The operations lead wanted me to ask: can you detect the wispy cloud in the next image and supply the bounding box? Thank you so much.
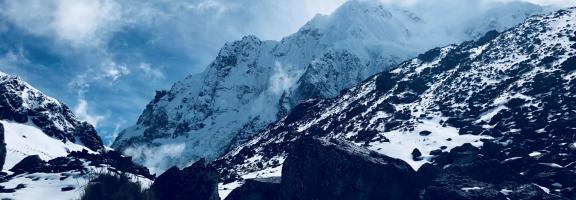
[269,61,302,95]
[1,0,574,145]
[73,98,105,127]
[123,143,187,174]
[139,63,165,80]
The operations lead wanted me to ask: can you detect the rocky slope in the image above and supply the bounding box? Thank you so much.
[113,0,543,172]
[0,71,154,199]
[214,7,576,199]
[224,138,560,200]
[0,150,154,199]
[0,72,104,168]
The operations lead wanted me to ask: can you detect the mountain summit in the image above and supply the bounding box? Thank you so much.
[215,6,576,198]
[113,0,543,173]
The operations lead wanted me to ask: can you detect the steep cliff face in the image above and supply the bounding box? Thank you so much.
[113,0,543,172]
[0,72,104,168]
[214,7,576,198]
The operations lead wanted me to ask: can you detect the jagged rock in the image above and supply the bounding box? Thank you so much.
[417,163,441,187]
[7,150,153,179]
[0,74,104,152]
[224,178,281,200]
[412,148,423,161]
[0,123,5,170]
[151,158,219,200]
[444,159,525,184]
[60,186,75,191]
[10,155,44,174]
[280,138,418,200]
[422,174,507,200]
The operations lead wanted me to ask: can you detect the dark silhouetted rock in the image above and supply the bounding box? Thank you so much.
[417,163,441,187]
[412,148,423,161]
[225,178,280,200]
[422,174,507,200]
[419,130,432,136]
[5,150,153,179]
[10,155,44,173]
[0,123,5,171]
[61,186,75,191]
[151,158,220,200]
[281,137,418,200]
[445,159,525,184]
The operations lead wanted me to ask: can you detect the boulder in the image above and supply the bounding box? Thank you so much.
[280,137,419,200]
[417,163,441,187]
[412,148,423,161]
[445,159,525,184]
[151,158,220,200]
[0,123,5,171]
[422,174,507,200]
[10,155,44,173]
[225,178,281,200]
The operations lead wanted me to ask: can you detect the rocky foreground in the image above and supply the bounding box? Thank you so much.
[136,137,562,200]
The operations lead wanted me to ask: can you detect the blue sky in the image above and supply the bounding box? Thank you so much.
[0,0,346,144]
[0,0,574,145]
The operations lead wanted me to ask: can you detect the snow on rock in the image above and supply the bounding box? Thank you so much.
[2,120,92,169]
[113,0,544,173]
[365,118,491,169]
[0,167,153,200]
[0,73,104,152]
[213,7,576,199]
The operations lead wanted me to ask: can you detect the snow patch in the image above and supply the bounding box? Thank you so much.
[367,119,491,170]
[2,120,92,169]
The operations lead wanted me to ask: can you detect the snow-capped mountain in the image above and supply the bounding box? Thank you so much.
[0,72,104,169]
[214,7,576,198]
[113,0,544,172]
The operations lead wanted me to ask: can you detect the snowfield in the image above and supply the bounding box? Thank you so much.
[2,120,92,169]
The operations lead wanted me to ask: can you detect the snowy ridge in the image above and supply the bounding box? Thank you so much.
[113,0,544,173]
[0,72,104,165]
[214,7,576,198]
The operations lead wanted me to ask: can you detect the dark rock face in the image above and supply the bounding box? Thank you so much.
[7,150,153,179]
[224,178,280,200]
[151,158,220,200]
[0,75,104,151]
[0,123,5,170]
[423,140,567,200]
[280,138,419,200]
[10,155,43,174]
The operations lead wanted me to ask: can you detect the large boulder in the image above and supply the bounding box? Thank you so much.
[151,158,220,200]
[10,155,44,173]
[280,137,419,200]
[0,123,5,171]
[225,178,281,200]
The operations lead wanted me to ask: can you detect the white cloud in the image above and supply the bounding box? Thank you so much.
[269,61,302,95]
[105,120,126,146]
[53,0,122,46]
[0,0,122,47]
[526,0,576,6]
[123,143,187,174]
[73,98,105,127]
[102,61,130,81]
[139,63,165,79]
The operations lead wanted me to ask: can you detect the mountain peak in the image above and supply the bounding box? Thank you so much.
[114,0,546,173]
